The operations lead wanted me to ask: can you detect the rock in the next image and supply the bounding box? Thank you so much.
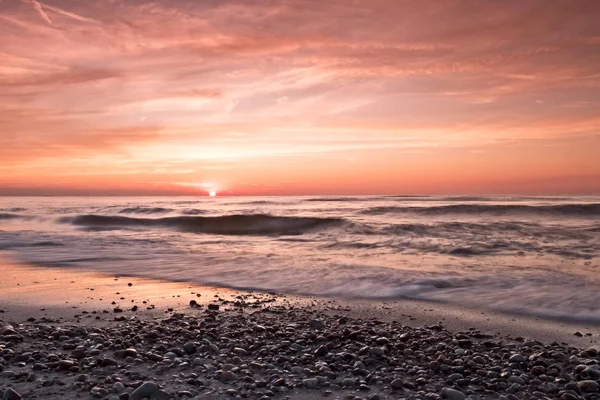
[508,376,525,385]
[57,359,75,371]
[309,319,325,330]
[390,378,404,389]
[3,388,21,400]
[208,344,219,354]
[472,356,486,365]
[149,390,171,400]
[101,357,118,367]
[183,342,196,355]
[124,348,138,358]
[578,380,599,393]
[233,347,247,355]
[112,382,126,393]
[253,325,266,333]
[303,378,319,388]
[208,304,219,310]
[291,366,304,375]
[441,387,466,400]
[90,387,109,398]
[530,365,546,376]
[509,354,526,363]
[219,371,238,382]
[342,378,356,387]
[130,381,159,400]
[314,345,328,356]
[369,347,385,357]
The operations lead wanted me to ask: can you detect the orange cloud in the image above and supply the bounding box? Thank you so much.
[0,0,599,195]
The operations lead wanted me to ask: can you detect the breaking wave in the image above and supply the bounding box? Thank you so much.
[59,214,347,235]
[362,203,600,217]
[0,213,22,219]
[118,207,174,214]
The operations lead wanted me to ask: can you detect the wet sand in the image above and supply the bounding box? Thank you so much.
[1,261,598,347]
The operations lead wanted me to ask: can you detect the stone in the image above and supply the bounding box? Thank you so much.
[183,342,196,355]
[233,347,247,355]
[369,347,385,357]
[309,319,325,330]
[130,381,159,400]
[578,380,599,393]
[315,345,328,356]
[90,387,110,398]
[508,376,525,385]
[149,390,171,400]
[441,387,466,400]
[57,359,75,371]
[509,354,526,363]
[208,304,219,310]
[219,371,238,382]
[112,382,126,393]
[303,378,319,388]
[2,388,21,400]
[391,378,404,389]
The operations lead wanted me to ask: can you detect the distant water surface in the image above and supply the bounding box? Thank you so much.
[1,195,599,322]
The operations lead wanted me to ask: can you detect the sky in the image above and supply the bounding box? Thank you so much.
[1,0,599,196]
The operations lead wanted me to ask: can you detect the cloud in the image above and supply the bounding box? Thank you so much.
[1,0,599,194]
[28,0,52,24]
[38,1,96,24]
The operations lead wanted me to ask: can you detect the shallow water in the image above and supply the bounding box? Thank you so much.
[1,195,599,322]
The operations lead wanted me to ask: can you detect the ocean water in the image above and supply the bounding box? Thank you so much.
[1,196,599,322]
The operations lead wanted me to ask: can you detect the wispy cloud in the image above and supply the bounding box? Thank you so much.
[38,1,97,24]
[27,0,52,24]
[1,0,599,194]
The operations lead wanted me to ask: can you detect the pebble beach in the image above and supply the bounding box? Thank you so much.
[1,261,600,400]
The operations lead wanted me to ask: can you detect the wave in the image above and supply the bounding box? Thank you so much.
[0,213,22,219]
[361,203,600,217]
[119,207,173,214]
[305,197,374,202]
[181,209,207,215]
[0,208,26,212]
[0,240,64,250]
[59,214,347,235]
[226,200,283,206]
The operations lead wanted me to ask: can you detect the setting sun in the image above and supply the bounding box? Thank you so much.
[209,190,217,197]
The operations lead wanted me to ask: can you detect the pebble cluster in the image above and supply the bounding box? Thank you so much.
[1,302,600,400]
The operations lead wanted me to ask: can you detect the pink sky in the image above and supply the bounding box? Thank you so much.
[1,0,599,195]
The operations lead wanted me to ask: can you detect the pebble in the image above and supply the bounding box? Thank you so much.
[309,319,325,330]
[130,381,159,400]
[441,387,466,400]
[578,380,599,393]
[303,378,319,388]
[183,342,196,354]
[2,388,21,400]
[219,371,238,382]
[390,378,404,389]
[112,382,126,393]
[2,293,599,400]
[509,354,526,363]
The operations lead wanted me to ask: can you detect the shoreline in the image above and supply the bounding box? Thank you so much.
[1,261,599,347]
[2,260,600,399]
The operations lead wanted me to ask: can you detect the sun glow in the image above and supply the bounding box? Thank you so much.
[209,190,217,197]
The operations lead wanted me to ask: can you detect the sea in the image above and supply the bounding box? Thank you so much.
[1,196,599,323]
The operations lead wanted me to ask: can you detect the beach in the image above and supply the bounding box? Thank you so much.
[2,259,600,400]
